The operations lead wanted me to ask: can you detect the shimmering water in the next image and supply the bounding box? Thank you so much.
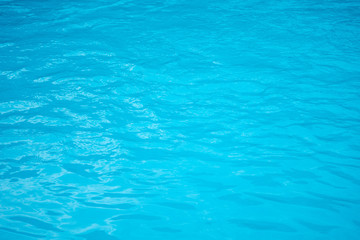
[1,0,360,239]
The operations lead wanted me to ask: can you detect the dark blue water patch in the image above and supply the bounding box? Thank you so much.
[62,163,99,179]
[102,192,159,198]
[0,140,28,150]
[8,216,63,232]
[78,230,119,240]
[0,169,38,179]
[44,185,78,192]
[152,227,182,233]
[229,219,297,232]
[320,166,360,186]
[305,191,360,204]
[46,211,62,216]
[54,192,73,197]
[295,219,338,234]
[0,227,46,239]
[353,220,360,228]
[245,192,343,211]
[185,177,236,192]
[77,199,135,209]
[218,193,262,206]
[111,214,162,221]
[155,201,196,210]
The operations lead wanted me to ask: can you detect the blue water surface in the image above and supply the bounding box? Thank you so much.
[1,0,360,239]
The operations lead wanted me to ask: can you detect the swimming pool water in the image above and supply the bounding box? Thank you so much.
[1,0,360,239]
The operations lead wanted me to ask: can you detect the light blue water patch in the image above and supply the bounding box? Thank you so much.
[1,0,360,239]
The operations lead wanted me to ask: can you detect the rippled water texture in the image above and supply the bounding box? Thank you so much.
[1,0,360,239]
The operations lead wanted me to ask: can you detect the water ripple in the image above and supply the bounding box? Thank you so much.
[1,0,360,239]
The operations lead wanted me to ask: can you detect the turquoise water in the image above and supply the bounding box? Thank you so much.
[1,0,360,239]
